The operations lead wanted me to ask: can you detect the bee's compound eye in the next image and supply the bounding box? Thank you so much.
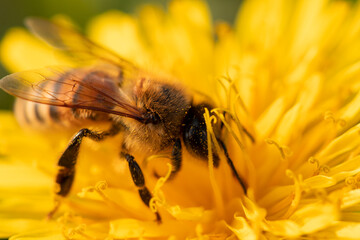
[144,110,161,124]
[150,112,161,124]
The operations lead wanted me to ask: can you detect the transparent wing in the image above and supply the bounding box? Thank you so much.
[25,17,139,82]
[0,66,145,122]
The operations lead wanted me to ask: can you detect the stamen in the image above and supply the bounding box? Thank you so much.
[308,157,330,175]
[324,111,335,123]
[211,109,246,151]
[142,154,169,168]
[211,108,255,191]
[282,170,302,219]
[265,139,292,159]
[95,180,108,191]
[77,180,154,220]
[62,224,96,240]
[208,114,222,155]
[218,74,249,115]
[63,227,76,240]
[338,119,347,127]
[77,186,95,198]
[215,76,228,106]
[345,173,360,189]
[319,165,330,174]
[150,163,172,213]
[308,157,320,169]
[324,111,346,127]
[204,108,224,216]
[92,181,124,209]
[345,176,356,188]
[78,180,123,211]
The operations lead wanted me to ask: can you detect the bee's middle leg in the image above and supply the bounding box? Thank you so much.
[121,151,162,223]
[169,138,182,179]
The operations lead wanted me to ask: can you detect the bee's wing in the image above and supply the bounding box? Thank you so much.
[0,66,146,122]
[25,17,138,82]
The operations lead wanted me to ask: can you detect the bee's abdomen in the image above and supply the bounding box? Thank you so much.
[14,98,80,130]
[14,69,117,130]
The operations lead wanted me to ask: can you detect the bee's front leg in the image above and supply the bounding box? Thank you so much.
[121,151,162,223]
[48,124,121,218]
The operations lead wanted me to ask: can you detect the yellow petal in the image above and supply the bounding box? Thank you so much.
[341,189,360,210]
[9,226,63,240]
[87,11,148,66]
[263,219,301,237]
[290,201,339,234]
[227,216,257,240]
[274,103,301,144]
[334,222,360,239]
[329,155,360,182]
[0,164,52,193]
[110,218,196,239]
[315,123,360,165]
[0,28,69,73]
[303,175,336,189]
[0,219,55,239]
[255,98,285,141]
[169,0,211,32]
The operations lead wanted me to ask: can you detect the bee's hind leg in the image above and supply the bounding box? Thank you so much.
[48,124,121,218]
[121,151,162,223]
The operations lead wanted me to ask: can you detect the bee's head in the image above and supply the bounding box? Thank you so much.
[134,78,191,128]
[120,77,191,152]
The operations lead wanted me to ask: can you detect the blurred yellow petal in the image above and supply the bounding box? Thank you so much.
[303,175,336,189]
[0,28,55,72]
[290,202,339,234]
[110,218,197,239]
[0,28,71,73]
[334,222,360,239]
[9,227,68,240]
[227,216,257,240]
[138,0,215,95]
[0,219,55,239]
[255,97,285,141]
[87,11,148,66]
[263,219,301,237]
[169,0,211,32]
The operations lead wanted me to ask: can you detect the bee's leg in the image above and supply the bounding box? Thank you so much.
[49,124,121,217]
[121,152,162,223]
[217,139,247,194]
[168,138,182,179]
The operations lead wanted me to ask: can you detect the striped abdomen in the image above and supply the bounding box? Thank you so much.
[13,68,123,130]
[14,98,84,130]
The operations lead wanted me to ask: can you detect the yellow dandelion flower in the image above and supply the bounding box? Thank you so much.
[2,0,360,239]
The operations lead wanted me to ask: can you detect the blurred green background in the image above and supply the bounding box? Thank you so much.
[0,0,242,110]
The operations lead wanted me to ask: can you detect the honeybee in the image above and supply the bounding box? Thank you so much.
[0,18,247,222]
